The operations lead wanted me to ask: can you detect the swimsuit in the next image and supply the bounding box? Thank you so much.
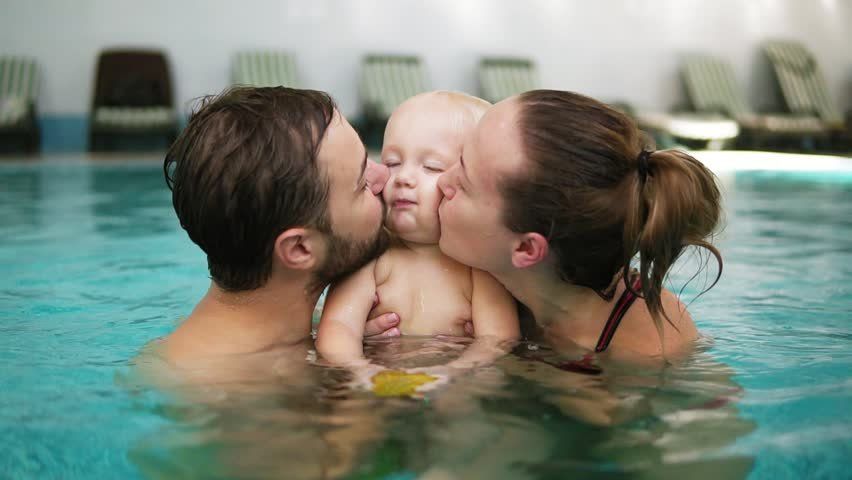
[520,280,742,409]
[522,276,642,375]
[594,276,642,354]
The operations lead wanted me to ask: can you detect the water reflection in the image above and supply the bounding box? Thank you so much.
[127,336,755,479]
[0,169,42,231]
[90,166,174,239]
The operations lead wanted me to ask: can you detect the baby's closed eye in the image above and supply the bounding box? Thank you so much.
[423,160,446,173]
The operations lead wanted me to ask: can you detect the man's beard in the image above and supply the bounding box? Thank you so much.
[309,221,390,295]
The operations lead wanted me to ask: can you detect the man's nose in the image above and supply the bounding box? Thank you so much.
[437,165,457,200]
[366,161,389,195]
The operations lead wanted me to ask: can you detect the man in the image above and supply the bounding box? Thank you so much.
[129,87,406,479]
[158,86,400,368]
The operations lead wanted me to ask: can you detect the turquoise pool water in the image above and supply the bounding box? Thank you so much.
[1,159,850,479]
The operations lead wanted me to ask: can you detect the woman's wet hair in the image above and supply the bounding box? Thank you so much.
[503,89,722,325]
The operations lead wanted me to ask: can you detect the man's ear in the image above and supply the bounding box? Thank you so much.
[511,232,548,269]
[274,228,323,271]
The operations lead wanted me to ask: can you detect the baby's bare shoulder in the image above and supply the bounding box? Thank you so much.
[374,248,400,285]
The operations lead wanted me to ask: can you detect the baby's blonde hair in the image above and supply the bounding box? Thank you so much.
[395,90,491,138]
[429,90,491,123]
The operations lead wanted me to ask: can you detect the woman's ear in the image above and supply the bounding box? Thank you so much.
[274,228,322,271]
[511,232,548,269]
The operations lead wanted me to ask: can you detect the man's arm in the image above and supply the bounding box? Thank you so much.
[364,311,400,337]
[316,261,379,367]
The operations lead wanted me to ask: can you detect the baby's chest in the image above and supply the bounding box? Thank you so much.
[373,271,472,336]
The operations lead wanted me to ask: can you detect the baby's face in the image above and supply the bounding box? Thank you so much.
[381,101,466,244]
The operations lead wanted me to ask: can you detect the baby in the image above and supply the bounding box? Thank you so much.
[316,91,519,370]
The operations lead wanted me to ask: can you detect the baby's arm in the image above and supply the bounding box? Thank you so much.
[470,269,520,340]
[316,260,379,367]
[449,269,520,368]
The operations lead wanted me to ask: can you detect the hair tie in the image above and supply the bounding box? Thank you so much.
[637,149,653,182]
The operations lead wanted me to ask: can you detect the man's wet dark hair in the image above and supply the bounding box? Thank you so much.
[164,86,336,291]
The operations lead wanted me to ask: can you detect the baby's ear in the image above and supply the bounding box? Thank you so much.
[511,233,548,269]
[274,228,322,271]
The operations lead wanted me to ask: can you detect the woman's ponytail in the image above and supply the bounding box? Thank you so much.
[623,149,723,325]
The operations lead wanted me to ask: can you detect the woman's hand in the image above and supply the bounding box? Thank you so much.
[463,321,475,337]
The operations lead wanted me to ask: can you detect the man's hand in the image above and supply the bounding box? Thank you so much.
[364,312,400,337]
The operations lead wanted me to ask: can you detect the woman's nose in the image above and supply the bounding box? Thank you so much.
[366,162,389,196]
[437,165,457,200]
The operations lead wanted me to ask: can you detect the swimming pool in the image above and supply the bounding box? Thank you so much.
[1,153,850,479]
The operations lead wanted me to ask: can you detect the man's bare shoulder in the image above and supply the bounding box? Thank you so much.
[156,315,216,367]
[131,333,316,399]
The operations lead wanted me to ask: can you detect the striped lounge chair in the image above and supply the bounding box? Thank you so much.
[682,53,825,148]
[232,50,299,88]
[478,57,539,103]
[764,40,845,131]
[359,55,430,145]
[0,56,41,153]
[88,49,179,152]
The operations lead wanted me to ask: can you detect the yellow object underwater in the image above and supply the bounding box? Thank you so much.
[371,370,438,397]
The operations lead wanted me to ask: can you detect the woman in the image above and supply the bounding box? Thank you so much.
[437,89,722,362]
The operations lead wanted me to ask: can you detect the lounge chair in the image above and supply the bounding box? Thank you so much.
[88,49,179,152]
[359,54,430,146]
[0,56,41,153]
[232,50,299,88]
[764,40,845,131]
[478,57,539,103]
[682,53,825,149]
[764,40,849,150]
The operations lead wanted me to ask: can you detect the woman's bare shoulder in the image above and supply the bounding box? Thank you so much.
[612,288,698,359]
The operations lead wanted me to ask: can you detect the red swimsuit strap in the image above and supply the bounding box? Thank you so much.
[595,276,642,353]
